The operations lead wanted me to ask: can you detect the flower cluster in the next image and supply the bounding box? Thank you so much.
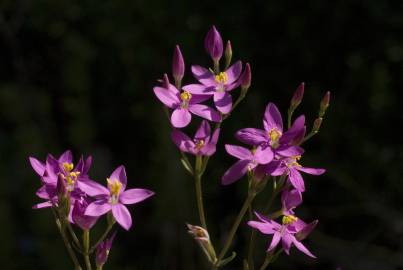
[30,150,154,269]
[153,26,330,269]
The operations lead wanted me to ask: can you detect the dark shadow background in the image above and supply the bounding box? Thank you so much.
[1,0,402,269]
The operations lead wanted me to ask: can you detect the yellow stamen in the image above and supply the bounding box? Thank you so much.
[180,91,192,102]
[269,128,282,143]
[282,215,298,225]
[195,140,205,150]
[288,155,302,168]
[107,178,122,197]
[215,72,228,84]
[66,171,80,186]
[63,162,74,172]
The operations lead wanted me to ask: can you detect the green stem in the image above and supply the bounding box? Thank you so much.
[195,155,208,229]
[213,192,256,269]
[213,60,220,74]
[67,222,82,249]
[259,249,283,270]
[287,108,293,129]
[246,206,256,270]
[59,220,82,270]
[96,266,102,270]
[83,230,92,270]
[89,221,115,254]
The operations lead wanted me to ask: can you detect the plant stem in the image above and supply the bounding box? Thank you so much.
[89,221,115,254]
[67,222,82,249]
[287,108,293,129]
[96,266,102,270]
[57,219,83,270]
[259,249,283,270]
[246,206,256,270]
[195,155,208,229]
[83,230,92,270]
[213,192,256,269]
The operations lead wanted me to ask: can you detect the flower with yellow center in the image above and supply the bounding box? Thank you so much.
[63,162,74,172]
[107,178,122,204]
[268,128,282,147]
[287,155,302,168]
[282,215,298,225]
[214,72,228,84]
[195,140,205,150]
[180,91,192,108]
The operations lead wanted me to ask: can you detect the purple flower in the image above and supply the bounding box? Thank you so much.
[236,103,305,157]
[153,82,221,128]
[172,45,185,83]
[96,232,116,267]
[72,198,99,230]
[281,189,302,216]
[248,212,316,258]
[204,26,223,61]
[266,156,325,192]
[222,144,274,185]
[171,120,220,156]
[84,166,155,230]
[183,61,242,114]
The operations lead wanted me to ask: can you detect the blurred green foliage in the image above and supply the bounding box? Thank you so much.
[0,0,402,269]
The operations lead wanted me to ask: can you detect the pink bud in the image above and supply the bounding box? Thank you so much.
[204,26,223,61]
[291,82,305,108]
[172,45,185,83]
[320,91,330,115]
[296,220,318,241]
[162,73,170,89]
[56,174,66,197]
[240,63,251,90]
[224,40,232,66]
[313,118,322,132]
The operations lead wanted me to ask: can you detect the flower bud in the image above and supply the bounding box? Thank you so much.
[187,224,217,263]
[204,26,223,62]
[290,82,305,109]
[224,40,232,69]
[172,45,185,85]
[312,118,322,133]
[296,220,318,241]
[96,232,117,268]
[240,63,251,92]
[319,91,330,117]
[72,199,98,230]
[56,174,67,198]
[162,73,170,89]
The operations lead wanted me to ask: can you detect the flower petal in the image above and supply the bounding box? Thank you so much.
[254,146,274,165]
[282,232,294,255]
[182,84,214,95]
[225,144,253,160]
[194,120,211,141]
[33,201,53,209]
[289,169,305,192]
[225,61,242,84]
[235,128,268,146]
[276,145,304,157]
[248,221,276,235]
[171,129,195,153]
[281,189,302,214]
[171,108,192,128]
[77,180,109,197]
[112,204,132,230]
[297,167,326,175]
[280,115,305,144]
[29,157,45,176]
[213,92,232,114]
[85,200,111,217]
[59,150,73,164]
[109,165,127,190]
[267,232,282,252]
[153,86,180,108]
[191,65,216,86]
[189,94,212,104]
[221,159,251,185]
[120,188,155,204]
[263,103,283,132]
[292,238,316,258]
[189,104,221,123]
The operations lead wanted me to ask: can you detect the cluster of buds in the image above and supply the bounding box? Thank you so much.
[29,150,154,269]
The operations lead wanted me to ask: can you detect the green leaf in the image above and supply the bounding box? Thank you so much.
[217,252,237,267]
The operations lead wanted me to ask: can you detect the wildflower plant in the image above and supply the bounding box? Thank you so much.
[29,152,154,269]
[153,26,330,269]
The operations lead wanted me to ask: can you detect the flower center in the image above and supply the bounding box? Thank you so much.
[215,72,228,84]
[107,178,122,204]
[287,155,302,168]
[282,215,298,225]
[180,91,192,108]
[63,162,74,172]
[268,128,282,148]
[195,140,205,150]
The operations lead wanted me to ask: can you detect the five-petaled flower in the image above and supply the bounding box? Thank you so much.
[84,165,155,230]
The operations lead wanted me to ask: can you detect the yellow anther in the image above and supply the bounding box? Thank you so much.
[282,215,298,225]
[63,162,74,172]
[269,128,282,143]
[288,156,302,168]
[195,140,205,150]
[66,171,80,186]
[107,178,122,197]
[215,72,228,84]
[180,91,192,101]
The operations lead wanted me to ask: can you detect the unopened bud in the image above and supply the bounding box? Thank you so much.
[187,224,217,263]
[224,40,232,69]
[290,82,305,109]
[205,25,223,62]
[240,63,251,92]
[319,91,330,117]
[162,73,170,89]
[172,45,185,85]
[57,174,67,198]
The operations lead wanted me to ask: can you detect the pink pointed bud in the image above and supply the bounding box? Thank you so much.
[96,232,117,267]
[312,118,322,133]
[162,73,170,89]
[204,26,223,61]
[172,45,185,83]
[319,91,330,117]
[291,82,305,109]
[56,174,66,197]
[296,220,318,241]
[224,40,232,68]
[187,224,217,263]
[240,63,252,91]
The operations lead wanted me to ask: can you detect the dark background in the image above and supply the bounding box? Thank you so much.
[1,0,402,269]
